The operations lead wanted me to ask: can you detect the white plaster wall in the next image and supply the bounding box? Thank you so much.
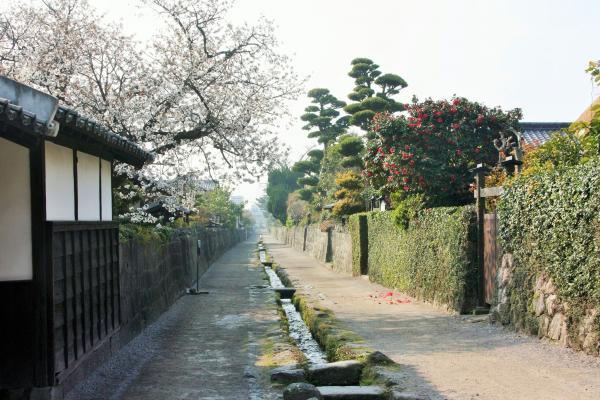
[0,137,32,280]
[45,141,75,221]
[101,159,112,221]
[77,151,100,221]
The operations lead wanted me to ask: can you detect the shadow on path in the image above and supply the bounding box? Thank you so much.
[66,240,280,400]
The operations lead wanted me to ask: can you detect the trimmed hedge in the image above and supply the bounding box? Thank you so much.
[350,207,477,312]
[498,160,600,343]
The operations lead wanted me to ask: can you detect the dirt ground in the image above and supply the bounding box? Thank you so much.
[266,236,600,400]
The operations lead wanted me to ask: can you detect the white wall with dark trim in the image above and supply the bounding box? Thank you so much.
[0,137,32,281]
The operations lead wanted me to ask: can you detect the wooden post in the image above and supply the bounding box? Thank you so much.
[30,139,54,387]
[474,164,487,308]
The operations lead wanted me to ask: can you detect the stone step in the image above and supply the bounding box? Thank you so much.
[271,366,306,384]
[318,385,386,400]
[308,360,363,386]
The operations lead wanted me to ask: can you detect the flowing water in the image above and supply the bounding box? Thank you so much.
[264,266,328,364]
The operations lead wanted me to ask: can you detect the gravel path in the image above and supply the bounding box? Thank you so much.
[266,236,600,400]
[66,240,282,400]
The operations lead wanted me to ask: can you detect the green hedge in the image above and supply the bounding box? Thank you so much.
[498,160,600,339]
[350,207,477,312]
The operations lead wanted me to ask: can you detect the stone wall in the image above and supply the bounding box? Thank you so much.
[493,253,600,356]
[119,227,244,343]
[330,229,353,275]
[270,224,353,275]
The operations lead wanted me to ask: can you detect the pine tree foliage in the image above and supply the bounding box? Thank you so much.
[344,58,407,131]
[300,88,349,148]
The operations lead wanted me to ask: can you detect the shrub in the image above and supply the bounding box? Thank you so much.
[332,171,365,217]
[363,97,522,205]
[522,130,598,176]
[390,194,425,229]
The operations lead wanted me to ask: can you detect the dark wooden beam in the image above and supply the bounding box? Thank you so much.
[30,139,54,386]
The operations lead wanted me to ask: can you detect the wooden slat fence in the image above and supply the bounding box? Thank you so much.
[49,221,120,383]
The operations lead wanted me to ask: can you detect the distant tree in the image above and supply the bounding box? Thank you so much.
[300,88,349,148]
[266,167,302,224]
[343,58,407,133]
[286,191,310,226]
[195,187,243,228]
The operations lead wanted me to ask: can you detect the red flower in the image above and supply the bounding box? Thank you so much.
[456,149,462,156]
[403,185,410,191]
[450,106,458,113]
[409,160,415,166]
[474,147,480,153]
[437,117,443,123]
[451,123,460,129]
[453,98,461,105]
[404,145,410,151]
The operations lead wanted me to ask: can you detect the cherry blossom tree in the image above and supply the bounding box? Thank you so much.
[1,0,300,220]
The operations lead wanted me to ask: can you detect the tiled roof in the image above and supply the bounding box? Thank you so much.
[0,76,153,168]
[54,106,153,167]
[0,97,58,136]
[518,122,571,147]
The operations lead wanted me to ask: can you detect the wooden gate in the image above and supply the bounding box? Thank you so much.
[483,214,499,305]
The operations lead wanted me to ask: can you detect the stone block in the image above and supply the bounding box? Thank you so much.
[366,351,395,366]
[543,278,556,295]
[583,331,599,356]
[539,315,550,337]
[308,360,363,386]
[534,293,545,316]
[271,366,306,384]
[284,382,322,400]
[545,295,557,317]
[317,385,385,399]
[548,313,564,341]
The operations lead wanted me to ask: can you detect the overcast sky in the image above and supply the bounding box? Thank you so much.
[12,0,600,203]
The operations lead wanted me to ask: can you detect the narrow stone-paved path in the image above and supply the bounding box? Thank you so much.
[265,235,600,400]
[67,240,282,400]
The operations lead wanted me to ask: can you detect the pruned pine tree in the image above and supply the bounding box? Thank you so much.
[300,88,348,149]
[292,149,324,202]
[344,58,407,134]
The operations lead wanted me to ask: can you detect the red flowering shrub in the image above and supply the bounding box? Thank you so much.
[364,97,522,205]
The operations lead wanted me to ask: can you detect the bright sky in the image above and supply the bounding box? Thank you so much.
[10,0,600,204]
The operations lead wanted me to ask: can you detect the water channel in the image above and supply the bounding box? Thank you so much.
[263,264,328,364]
